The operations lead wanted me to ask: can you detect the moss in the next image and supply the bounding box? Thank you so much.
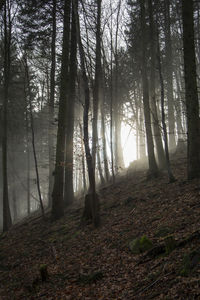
[129,235,153,254]
[180,250,200,276]
[39,264,48,282]
[164,235,176,255]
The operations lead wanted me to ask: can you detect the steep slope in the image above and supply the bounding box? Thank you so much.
[0,153,200,299]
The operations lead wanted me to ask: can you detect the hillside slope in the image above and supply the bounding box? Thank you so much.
[1,153,200,299]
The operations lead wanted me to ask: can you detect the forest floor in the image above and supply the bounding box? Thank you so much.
[1,151,200,299]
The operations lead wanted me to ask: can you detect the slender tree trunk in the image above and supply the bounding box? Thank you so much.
[140,0,158,177]
[75,0,100,227]
[182,0,200,179]
[52,0,71,219]
[64,0,77,206]
[164,0,176,151]
[97,141,105,185]
[92,0,102,170]
[148,0,166,169]
[109,2,115,183]
[24,57,45,218]
[174,70,184,144]
[100,102,109,182]
[3,1,12,232]
[114,0,124,173]
[79,123,87,193]
[25,109,30,215]
[139,104,146,159]
[48,0,56,208]
[157,34,176,183]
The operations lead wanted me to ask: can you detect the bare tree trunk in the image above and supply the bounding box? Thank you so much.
[114,0,124,173]
[164,0,176,151]
[48,0,56,208]
[25,108,30,215]
[3,1,12,231]
[97,140,105,185]
[140,0,158,177]
[157,33,176,183]
[109,1,115,183]
[74,0,100,227]
[24,57,45,218]
[52,0,71,219]
[79,123,87,193]
[92,0,102,170]
[182,0,200,179]
[100,102,109,182]
[148,0,166,169]
[64,0,77,206]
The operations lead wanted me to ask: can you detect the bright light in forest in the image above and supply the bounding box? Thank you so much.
[121,123,137,168]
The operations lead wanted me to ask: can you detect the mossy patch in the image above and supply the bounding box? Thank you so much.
[129,235,153,254]
[39,264,48,281]
[180,250,200,276]
[164,235,176,255]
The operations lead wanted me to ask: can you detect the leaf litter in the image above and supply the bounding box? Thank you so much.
[1,153,200,299]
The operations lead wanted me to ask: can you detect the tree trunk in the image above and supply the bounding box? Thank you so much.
[157,33,176,183]
[182,0,200,179]
[3,1,12,232]
[25,108,30,215]
[79,123,87,193]
[100,102,109,182]
[148,0,166,169]
[140,0,158,177]
[164,0,176,151]
[64,0,77,206]
[92,0,102,170]
[52,0,71,219]
[24,57,45,218]
[114,0,124,173]
[74,0,100,227]
[48,0,56,208]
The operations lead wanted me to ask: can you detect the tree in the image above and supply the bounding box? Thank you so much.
[74,0,100,227]
[52,0,71,219]
[92,0,102,171]
[64,0,77,206]
[157,29,176,183]
[164,0,176,151]
[2,0,12,231]
[139,0,158,178]
[148,0,166,169]
[0,0,5,11]
[182,0,200,179]
[48,0,57,208]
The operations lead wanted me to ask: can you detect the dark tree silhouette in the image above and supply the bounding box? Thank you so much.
[182,0,200,179]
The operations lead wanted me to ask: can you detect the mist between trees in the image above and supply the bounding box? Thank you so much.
[0,0,199,230]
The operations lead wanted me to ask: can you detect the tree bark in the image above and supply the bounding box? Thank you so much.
[182,0,200,179]
[3,1,12,232]
[164,0,176,151]
[148,0,166,169]
[24,57,45,218]
[74,0,100,227]
[48,0,56,208]
[92,0,102,170]
[52,0,71,219]
[64,0,77,206]
[157,33,176,183]
[140,0,158,177]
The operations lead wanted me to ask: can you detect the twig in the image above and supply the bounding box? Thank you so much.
[136,271,173,295]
